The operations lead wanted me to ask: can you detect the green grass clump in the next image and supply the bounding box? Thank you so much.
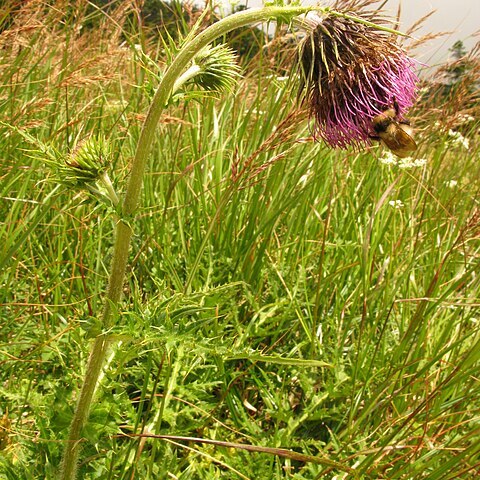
[1,1,480,479]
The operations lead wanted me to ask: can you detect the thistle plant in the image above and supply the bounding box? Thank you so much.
[58,3,419,479]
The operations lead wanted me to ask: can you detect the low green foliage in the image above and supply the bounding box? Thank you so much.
[1,1,479,479]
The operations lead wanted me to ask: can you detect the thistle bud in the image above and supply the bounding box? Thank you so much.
[190,44,242,93]
[60,136,111,187]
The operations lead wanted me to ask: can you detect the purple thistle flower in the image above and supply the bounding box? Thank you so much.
[298,6,418,149]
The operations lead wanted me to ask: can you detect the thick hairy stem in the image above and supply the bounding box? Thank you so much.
[59,335,110,479]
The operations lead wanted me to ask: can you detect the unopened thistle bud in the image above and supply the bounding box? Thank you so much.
[194,44,241,92]
[61,136,111,187]
[298,6,418,149]
[175,43,242,94]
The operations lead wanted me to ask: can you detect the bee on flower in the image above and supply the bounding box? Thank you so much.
[297,2,418,152]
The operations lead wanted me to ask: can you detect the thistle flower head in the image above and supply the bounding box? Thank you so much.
[298,5,418,149]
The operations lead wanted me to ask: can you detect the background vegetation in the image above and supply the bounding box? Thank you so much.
[1,1,479,478]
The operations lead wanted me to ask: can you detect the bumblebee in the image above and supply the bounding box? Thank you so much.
[370,102,417,158]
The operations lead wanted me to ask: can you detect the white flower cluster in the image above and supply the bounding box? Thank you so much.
[455,113,475,124]
[445,179,458,188]
[398,157,427,169]
[379,151,427,169]
[388,199,404,209]
[448,129,470,150]
[378,151,397,165]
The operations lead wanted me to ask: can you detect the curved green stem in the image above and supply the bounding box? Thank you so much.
[59,5,317,479]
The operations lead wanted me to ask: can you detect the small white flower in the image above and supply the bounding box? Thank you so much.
[379,152,398,165]
[389,200,404,209]
[413,158,427,167]
[448,129,470,150]
[397,158,412,168]
[379,153,426,169]
[397,157,427,169]
[456,113,475,124]
[445,179,458,188]
[448,129,460,138]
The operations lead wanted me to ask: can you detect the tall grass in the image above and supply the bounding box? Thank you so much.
[1,1,479,478]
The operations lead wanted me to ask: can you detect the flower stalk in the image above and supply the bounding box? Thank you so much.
[172,64,202,93]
